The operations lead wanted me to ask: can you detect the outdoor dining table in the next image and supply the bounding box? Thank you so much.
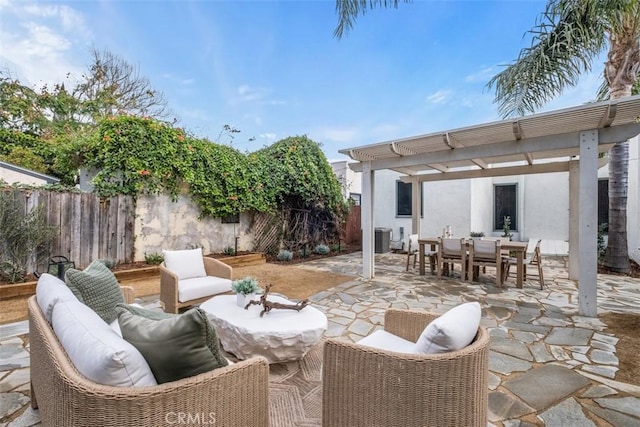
[418,238,529,288]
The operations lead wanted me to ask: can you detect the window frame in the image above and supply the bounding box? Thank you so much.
[493,183,518,232]
[396,180,423,218]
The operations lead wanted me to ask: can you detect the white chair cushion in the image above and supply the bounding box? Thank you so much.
[52,299,157,387]
[357,330,419,354]
[162,248,206,280]
[178,276,232,303]
[36,273,79,323]
[414,302,481,354]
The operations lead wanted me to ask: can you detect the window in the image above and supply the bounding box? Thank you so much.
[598,179,608,228]
[349,193,361,206]
[396,181,423,217]
[221,214,240,224]
[494,184,517,231]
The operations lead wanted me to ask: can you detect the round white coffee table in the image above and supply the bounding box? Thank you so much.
[200,294,327,363]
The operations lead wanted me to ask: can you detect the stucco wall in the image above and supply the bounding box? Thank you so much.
[628,136,639,264]
[134,194,254,262]
[0,168,49,186]
[423,179,472,237]
[520,171,569,241]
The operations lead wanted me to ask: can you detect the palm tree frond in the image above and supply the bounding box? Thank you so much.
[334,0,411,39]
[487,0,608,117]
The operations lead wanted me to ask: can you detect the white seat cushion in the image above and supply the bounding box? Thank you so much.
[357,330,419,354]
[162,248,206,280]
[414,302,481,354]
[52,299,157,387]
[36,273,79,323]
[178,276,232,303]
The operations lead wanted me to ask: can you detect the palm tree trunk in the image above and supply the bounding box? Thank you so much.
[601,26,638,273]
[603,141,630,272]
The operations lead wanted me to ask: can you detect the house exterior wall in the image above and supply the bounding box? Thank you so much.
[333,153,640,263]
[133,194,254,261]
[627,136,639,263]
[0,161,59,185]
[331,160,361,200]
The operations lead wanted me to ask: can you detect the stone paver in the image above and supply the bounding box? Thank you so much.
[503,364,590,410]
[2,252,640,426]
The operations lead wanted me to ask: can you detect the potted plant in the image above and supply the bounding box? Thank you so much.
[469,231,485,240]
[231,276,261,307]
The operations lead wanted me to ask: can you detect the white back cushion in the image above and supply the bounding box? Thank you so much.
[52,299,157,387]
[36,273,79,323]
[414,302,481,354]
[162,248,206,280]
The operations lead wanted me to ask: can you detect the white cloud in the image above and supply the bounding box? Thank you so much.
[259,132,277,140]
[23,4,87,34]
[0,2,89,87]
[464,65,498,83]
[315,126,360,143]
[426,89,452,104]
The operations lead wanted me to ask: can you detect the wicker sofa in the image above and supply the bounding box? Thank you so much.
[29,283,269,426]
[322,308,490,427]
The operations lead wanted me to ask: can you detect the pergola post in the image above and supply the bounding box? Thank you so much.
[578,130,598,317]
[361,162,375,279]
[568,160,580,280]
[411,176,420,235]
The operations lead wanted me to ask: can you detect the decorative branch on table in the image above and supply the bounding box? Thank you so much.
[244,284,309,317]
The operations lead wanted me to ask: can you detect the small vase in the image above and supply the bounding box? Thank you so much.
[237,293,256,307]
[236,293,246,307]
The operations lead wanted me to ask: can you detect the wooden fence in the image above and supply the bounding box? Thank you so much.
[344,205,361,246]
[4,189,135,270]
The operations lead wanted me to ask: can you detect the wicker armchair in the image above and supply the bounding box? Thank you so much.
[322,309,489,427]
[160,256,232,314]
[28,292,269,427]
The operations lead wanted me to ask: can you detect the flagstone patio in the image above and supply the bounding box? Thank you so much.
[2,251,640,426]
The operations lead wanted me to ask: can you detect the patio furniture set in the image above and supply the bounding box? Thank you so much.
[28,247,490,426]
[410,235,544,289]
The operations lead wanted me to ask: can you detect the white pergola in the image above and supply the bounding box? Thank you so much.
[339,95,640,317]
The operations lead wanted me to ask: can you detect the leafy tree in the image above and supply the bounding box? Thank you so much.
[73,47,169,121]
[487,0,640,273]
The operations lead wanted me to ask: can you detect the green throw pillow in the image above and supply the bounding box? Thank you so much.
[115,305,228,384]
[65,260,124,324]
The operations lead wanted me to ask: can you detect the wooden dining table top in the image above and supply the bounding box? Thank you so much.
[418,237,528,251]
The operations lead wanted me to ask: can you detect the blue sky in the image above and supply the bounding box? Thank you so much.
[0,0,605,161]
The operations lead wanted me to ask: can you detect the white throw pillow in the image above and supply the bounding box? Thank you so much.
[414,302,481,354]
[162,248,207,280]
[51,299,157,387]
[36,273,79,323]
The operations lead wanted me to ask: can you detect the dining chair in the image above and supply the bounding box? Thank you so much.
[502,239,545,289]
[468,239,502,287]
[437,238,468,281]
[406,234,437,274]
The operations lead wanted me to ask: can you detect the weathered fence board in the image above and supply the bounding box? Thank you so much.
[1,189,134,271]
[344,205,361,245]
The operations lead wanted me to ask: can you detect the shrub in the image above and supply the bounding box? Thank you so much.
[277,250,293,261]
[314,244,330,255]
[597,223,608,261]
[144,252,164,265]
[223,246,236,256]
[470,231,485,238]
[0,191,57,283]
[298,246,310,258]
[231,276,261,295]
